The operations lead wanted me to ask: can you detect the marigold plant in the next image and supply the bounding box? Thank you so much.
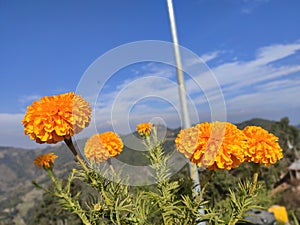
[84,132,124,163]
[136,122,153,137]
[34,152,58,169]
[243,126,283,166]
[175,122,248,170]
[22,92,91,144]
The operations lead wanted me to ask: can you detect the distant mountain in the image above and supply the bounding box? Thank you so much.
[235,118,276,130]
[0,144,76,225]
[0,127,179,225]
[296,124,300,130]
[1,118,299,224]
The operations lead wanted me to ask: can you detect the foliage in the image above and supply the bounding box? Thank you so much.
[271,117,300,162]
[30,125,277,225]
[7,115,300,224]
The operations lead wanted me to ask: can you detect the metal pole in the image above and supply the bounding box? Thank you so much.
[166,0,191,130]
[166,1,204,224]
[166,0,202,206]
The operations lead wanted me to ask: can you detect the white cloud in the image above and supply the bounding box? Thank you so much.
[185,51,222,66]
[254,42,300,65]
[187,41,300,94]
[89,74,200,134]
[18,94,41,112]
[191,42,300,123]
[228,84,300,109]
[2,41,300,148]
[18,94,41,104]
[52,41,300,136]
[241,0,270,14]
[200,51,222,63]
[0,113,45,149]
[226,84,300,123]
[256,78,300,92]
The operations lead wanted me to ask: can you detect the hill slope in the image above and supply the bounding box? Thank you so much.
[235,118,276,130]
[1,118,299,224]
[0,144,76,225]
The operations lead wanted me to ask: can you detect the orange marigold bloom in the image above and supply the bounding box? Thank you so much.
[34,152,58,169]
[84,132,124,163]
[243,126,283,166]
[268,205,288,223]
[22,92,91,144]
[136,122,153,137]
[175,122,248,170]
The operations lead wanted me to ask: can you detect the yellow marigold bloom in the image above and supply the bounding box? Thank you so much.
[136,122,153,137]
[34,152,58,169]
[243,126,283,166]
[22,92,91,144]
[84,132,123,163]
[175,122,247,170]
[268,205,288,223]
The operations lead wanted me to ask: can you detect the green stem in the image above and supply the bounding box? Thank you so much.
[152,125,158,143]
[148,127,174,225]
[228,164,260,225]
[250,163,260,195]
[200,170,214,199]
[62,192,91,225]
[45,167,91,225]
[228,200,247,225]
[107,158,116,174]
[100,183,112,206]
[228,200,249,225]
[228,217,239,225]
[145,135,151,148]
[64,138,89,172]
[46,167,62,192]
[161,212,168,225]
[250,172,258,194]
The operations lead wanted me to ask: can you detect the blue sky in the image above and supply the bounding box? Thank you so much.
[1,0,300,148]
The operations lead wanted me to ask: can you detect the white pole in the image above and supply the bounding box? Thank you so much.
[166,1,204,224]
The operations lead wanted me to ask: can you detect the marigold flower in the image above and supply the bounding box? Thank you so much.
[34,152,58,169]
[136,122,153,137]
[22,92,91,144]
[175,122,248,170]
[84,132,124,163]
[243,126,283,166]
[268,205,288,223]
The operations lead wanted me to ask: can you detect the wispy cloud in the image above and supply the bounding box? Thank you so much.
[191,41,300,123]
[89,74,198,134]
[0,113,45,149]
[85,41,300,135]
[254,42,300,64]
[213,43,300,92]
[185,51,222,67]
[90,41,300,131]
[18,94,41,112]
[18,94,41,104]
[2,41,300,148]
[200,51,223,63]
[241,0,270,14]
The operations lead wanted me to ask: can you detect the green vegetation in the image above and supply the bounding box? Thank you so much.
[0,117,299,224]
